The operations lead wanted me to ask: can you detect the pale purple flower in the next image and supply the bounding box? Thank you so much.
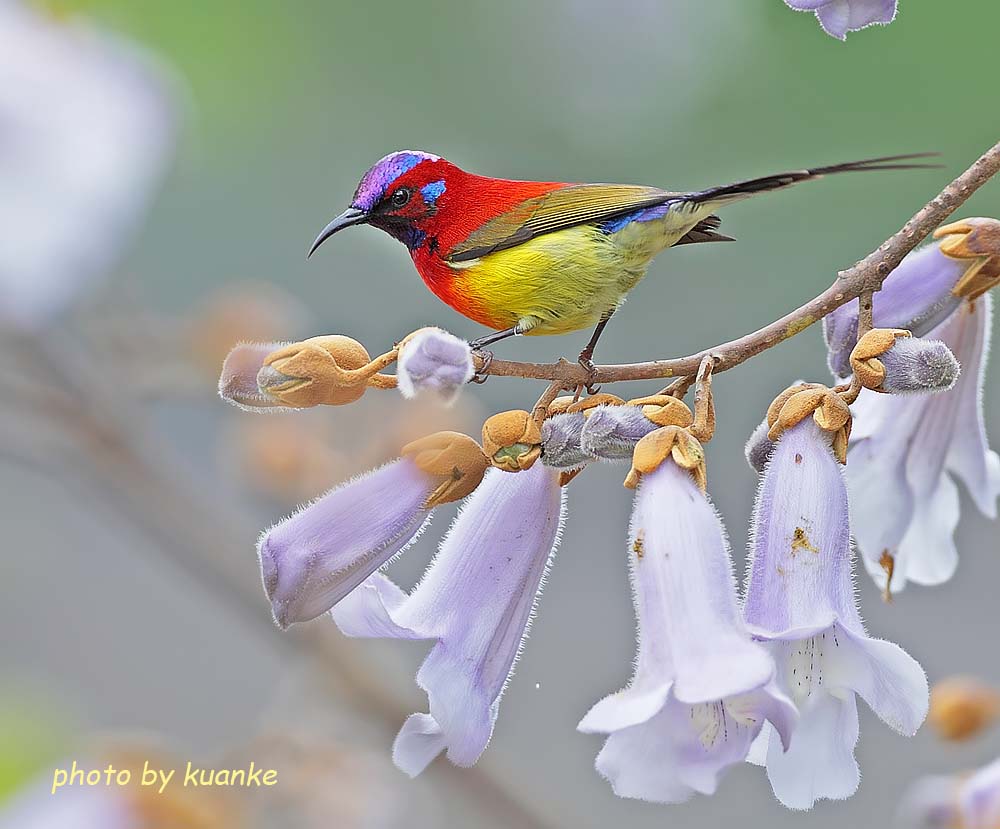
[332,462,565,775]
[579,404,660,460]
[258,458,437,628]
[825,244,968,379]
[578,458,796,803]
[784,0,898,40]
[0,2,177,328]
[0,771,134,829]
[745,417,777,473]
[899,759,1000,828]
[397,327,474,401]
[849,296,1000,592]
[744,418,928,810]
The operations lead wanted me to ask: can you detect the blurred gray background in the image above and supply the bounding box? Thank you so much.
[2,1,999,827]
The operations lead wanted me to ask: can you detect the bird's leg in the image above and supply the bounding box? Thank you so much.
[470,325,521,383]
[577,310,615,390]
[470,325,521,351]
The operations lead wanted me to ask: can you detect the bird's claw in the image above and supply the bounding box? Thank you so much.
[471,348,494,384]
[578,355,600,394]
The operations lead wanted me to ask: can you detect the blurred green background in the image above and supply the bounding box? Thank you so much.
[3,1,999,827]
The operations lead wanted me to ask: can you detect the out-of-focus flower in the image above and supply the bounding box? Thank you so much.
[332,461,565,776]
[900,759,1000,829]
[744,388,928,810]
[783,0,897,41]
[578,429,795,803]
[396,327,474,402]
[850,329,959,394]
[186,284,308,375]
[0,2,177,328]
[258,431,487,628]
[219,342,291,411]
[928,676,1000,742]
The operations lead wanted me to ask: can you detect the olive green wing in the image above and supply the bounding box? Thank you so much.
[446,183,676,262]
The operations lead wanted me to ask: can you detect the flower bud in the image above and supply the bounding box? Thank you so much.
[396,327,474,402]
[401,431,490,508]
[580,404,660,460]
[482,410,542,472]
[767,384,851,464]
[928,676,1000,742]
[935,217,1000,301]
[219,341,291,410]
[540,412,589,469]
[625,426,706,492]
[745,417,775,473]
[626,395,694,428]
[851,329,959,394]
[258,335,374,408]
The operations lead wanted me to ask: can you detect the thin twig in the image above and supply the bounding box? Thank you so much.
[471,138,1000,386]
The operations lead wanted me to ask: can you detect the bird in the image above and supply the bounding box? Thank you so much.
[308,150,938,369]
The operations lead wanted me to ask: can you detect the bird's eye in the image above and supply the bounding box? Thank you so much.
[390,188,411,208]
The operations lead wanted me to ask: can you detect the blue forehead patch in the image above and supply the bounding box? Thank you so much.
[421,180,446,204]
[353,150,439,210]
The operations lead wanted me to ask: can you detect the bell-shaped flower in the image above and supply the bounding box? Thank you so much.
[396,327,474,402]
[826,220,1000,592]
[783,0,897,41]
[332,461,565,776]
[578,428,796,803]
[258,431,487,628]
[744,391,928,810]
[850,329,959,395]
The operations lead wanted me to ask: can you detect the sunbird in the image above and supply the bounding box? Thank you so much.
[309,150,937,367]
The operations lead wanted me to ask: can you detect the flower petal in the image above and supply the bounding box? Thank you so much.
[761,692,860,809]
[397,327,474,401]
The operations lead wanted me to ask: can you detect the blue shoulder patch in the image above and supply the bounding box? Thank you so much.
[599,202,673,235]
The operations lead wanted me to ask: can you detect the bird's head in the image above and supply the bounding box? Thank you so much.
[309,150,458,256]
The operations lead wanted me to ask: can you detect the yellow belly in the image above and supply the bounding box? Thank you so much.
[448,214,698,335]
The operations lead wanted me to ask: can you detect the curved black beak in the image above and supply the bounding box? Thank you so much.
[307,207,368,258]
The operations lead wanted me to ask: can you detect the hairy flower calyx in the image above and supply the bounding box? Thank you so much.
[482,410,543,472]
[850,328,912,391]
[766,384,852,464]
[935,217,1000,301]
[624,426,707,492]
[626,395,695,428]
[401,431,489,508]
[258,335,394,407]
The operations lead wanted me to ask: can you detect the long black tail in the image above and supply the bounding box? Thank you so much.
[681,152,942,206]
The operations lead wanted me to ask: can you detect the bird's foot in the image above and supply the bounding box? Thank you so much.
[471,348,493,384]
[577,353,600,395]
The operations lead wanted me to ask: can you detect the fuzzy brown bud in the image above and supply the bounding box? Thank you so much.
[482,410,543,472]
[624,426,706,492]
[401,431,490,508]
[928,676,1000,742]
[258,335,374,407]
[934,217,1000,301]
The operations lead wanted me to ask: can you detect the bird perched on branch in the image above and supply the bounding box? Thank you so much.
[308,150,937,369]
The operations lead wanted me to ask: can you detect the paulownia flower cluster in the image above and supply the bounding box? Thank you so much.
[220,216,1000,809]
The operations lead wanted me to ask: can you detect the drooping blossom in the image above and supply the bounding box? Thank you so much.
[744,388,928,810]
[333,460,565,776]
[783,0,897,40]
[850,329,959,395]
[396,327,474,401]
[833,220,1000,593]
[578,427,796,803]
[0,1,177,328]
[258,431,487,628]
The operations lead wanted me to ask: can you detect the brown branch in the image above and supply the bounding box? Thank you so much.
[473,138,1000,388]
